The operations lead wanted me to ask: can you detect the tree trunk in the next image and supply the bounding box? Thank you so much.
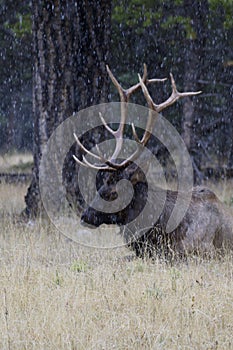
[228,135,233,168]
[182,0,209,183]
[24,0,111,219]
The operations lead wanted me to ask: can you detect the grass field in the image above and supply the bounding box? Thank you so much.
[0,180,233,349]
[0,152,33,173]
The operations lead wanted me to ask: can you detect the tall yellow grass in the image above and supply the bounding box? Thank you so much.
[0,182,233,349]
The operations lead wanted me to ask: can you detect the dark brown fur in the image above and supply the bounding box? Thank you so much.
[81,163,233,258]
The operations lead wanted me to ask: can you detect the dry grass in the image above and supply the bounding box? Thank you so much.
[0,182,233,349]
[0,151,33,173]
[0,183,28,214]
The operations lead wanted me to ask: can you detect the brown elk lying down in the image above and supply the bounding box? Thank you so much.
[129,186,233,258]
[73,65,233,258]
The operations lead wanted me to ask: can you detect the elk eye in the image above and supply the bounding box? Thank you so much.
[100,189,118,201]
[104,191,118,202]
[109,191,118,201]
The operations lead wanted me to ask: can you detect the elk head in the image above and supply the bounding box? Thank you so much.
[73,65,201,233]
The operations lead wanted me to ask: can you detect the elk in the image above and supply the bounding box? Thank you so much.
[73,65,233,258]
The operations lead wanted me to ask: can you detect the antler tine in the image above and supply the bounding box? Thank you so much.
[73,150,116,171]
[74,133,102,161]
[139,72,202,113]
[82,155,116,171]
[105,64,149,163]
[74,130,132,170]
[126,63,148,97]
[105,64,147,136]
[137,72,202,146]
[72,154,88,168]
[110,143,145,169]
[133,74,159,147]
[99,112,115,135]
[170,73,202,98]
[106,64,148,102]
[73,132,117,170]
[131,123,141,143]
[125,64,167,97]
[157,73,202,112]
[138,73,156,111]
[106,64,126,102]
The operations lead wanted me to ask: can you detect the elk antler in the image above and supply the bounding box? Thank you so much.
[139,72,202,113]
[102,65,166,164]
[73,65,201,171]
[134,73,202,147]
[73,64,166,170]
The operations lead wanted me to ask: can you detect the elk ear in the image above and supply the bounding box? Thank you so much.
[127,151,152,185]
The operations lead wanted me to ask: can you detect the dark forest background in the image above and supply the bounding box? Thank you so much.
[0,0,232,172]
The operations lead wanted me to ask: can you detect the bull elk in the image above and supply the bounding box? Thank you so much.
[73,65,233,258]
